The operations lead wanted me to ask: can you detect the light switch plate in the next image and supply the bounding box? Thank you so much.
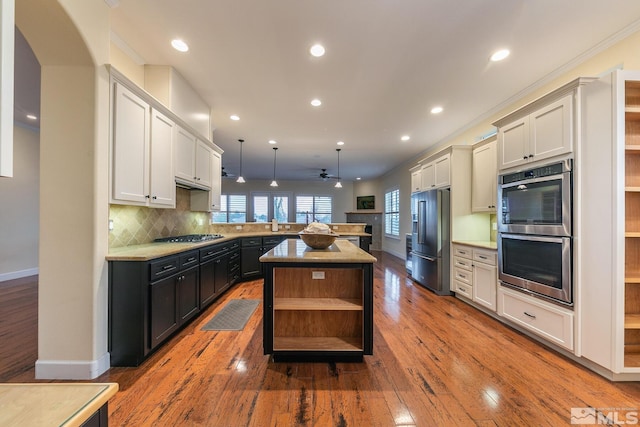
[312,271,325,280]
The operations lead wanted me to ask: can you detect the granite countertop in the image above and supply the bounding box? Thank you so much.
[260,239,377,264]
[106,231,372,261]
[452,240,497,250]
[0,383,118,427]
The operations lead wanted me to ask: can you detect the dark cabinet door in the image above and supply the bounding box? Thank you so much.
[150,275,178,349]
[177,266,199,324]
[199,259,216,308]
[241,246,263,279]
[214,254,230,294]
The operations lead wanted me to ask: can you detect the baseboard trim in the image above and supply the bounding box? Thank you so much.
[35,352,110,380]
[0,268,39,283]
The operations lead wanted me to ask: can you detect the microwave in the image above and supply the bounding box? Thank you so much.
[498,160,572,237]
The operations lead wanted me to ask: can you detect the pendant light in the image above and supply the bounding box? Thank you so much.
[334,148,342,188]
[236,139,245,183]
[270,147,279,187]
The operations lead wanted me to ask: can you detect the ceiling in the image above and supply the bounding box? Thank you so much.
[17,1,640,182]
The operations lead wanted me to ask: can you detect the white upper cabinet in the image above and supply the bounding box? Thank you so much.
[410,168,422,193]
[149,109,176,207]
[420,162,435,189]
[111,84,176,208]
[174,126,213,190]
[498,94,573,170]
[434,154,451,188]
[195,140,213,189]
[471,138,497,212]
[419,153,451,190]
[494,79,597,171]
[174,126,197,183]
[111,83,150,205]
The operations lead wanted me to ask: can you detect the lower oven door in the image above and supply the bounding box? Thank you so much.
[498,233,572,306]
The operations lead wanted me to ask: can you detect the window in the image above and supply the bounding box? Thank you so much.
[253,195,269,222]
[296,195,332,223]
[251,193,290,223]
[385,188,400,237]
[212,194,247,223]
[273,195,289,222]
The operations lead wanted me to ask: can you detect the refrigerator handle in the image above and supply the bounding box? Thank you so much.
[413,252,436,262]
[417,200,426,245]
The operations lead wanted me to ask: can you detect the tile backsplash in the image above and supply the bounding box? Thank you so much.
[109,188,210,248]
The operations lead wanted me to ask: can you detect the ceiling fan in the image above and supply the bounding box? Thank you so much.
[221,167,235,178]
[318,168,340,181]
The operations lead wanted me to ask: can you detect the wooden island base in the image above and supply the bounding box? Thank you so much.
[260,239,376,362]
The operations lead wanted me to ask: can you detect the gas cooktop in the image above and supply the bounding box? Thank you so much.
[154,234,224,243]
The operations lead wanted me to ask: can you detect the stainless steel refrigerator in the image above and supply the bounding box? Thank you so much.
[410,188,451,295]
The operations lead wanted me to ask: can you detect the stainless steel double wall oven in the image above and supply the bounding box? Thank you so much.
[497,160,573,306]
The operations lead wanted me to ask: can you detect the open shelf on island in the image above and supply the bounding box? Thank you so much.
[274,297,363,311]
[273,336,363,351]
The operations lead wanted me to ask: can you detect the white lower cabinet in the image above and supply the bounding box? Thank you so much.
[472,249,497,311]
[498,286,574,351]
[452,244,497,312]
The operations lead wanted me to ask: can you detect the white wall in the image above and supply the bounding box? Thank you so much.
[0,125,39,281]
[222,178,354,223]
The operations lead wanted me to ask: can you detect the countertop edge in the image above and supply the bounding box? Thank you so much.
[260,239,377,264]
[452,240,497,250]
[107,232,372,262]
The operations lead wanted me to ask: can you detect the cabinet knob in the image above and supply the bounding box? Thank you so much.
[523,156,528,160]
[145,195,150,199]
[152,196,157,200]
[528,154,534,158]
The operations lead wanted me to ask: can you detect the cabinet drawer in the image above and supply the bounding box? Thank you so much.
[200,244,229,261]
[453,246,472,259]
[149,256,179,281]
[454,280,472,299]
[473,249,496,266]
[228,240,240,251]
[179,251,199,269]
[453,267,472,285]
[498,287,574,351]
[453,256,472,271]
[241,237,262,247]
[263,236,284,246]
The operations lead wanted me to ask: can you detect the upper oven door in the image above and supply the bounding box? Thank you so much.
[498,170,571,236]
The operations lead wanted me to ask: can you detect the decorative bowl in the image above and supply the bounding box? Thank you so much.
[299,232,338,249]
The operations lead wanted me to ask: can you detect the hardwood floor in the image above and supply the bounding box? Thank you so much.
[3,252,640,425]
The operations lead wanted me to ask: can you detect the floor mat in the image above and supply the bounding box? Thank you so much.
[201,299,261,331]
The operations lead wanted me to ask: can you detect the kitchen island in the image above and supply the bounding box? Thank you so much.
[259,239,377,362]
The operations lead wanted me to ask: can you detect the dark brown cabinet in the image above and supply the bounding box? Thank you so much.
[241,236,287,279]
[199,242,230,308]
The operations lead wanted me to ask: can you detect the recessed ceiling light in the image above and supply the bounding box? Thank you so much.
[490,49,510,62]
[230,115,240,121]
[337,141,344,146]
[268,140,277,144]
[431,106,443,114]
[310,44,325,57]
[401,135,410,141]
[171,39,189,52]
[26,114,37,120]
[356,177,361,180]
[311,99,322,107]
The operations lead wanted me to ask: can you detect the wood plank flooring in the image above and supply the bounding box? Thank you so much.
[3,252,640,426]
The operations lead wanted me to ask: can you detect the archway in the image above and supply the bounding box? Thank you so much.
[15,0,111,379]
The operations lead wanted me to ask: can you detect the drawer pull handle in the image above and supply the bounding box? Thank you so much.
[162,265,173,270]
[524,311,536,319]
[478,255,487,260]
